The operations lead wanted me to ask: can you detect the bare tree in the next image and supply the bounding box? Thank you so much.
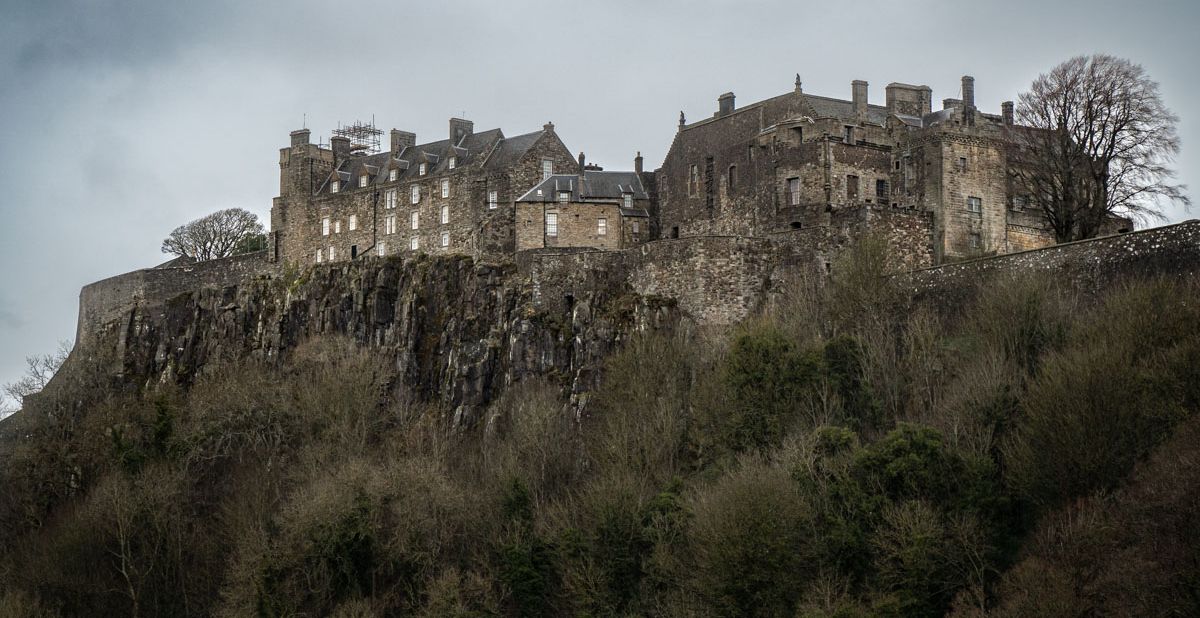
[160,208,265,261]
[1010,54,1190,241]
[2,340,71,414]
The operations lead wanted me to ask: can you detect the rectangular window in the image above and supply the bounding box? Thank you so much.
[967,196,982,213]
[334,220,341,234]
[958,157,968,172]
[419,163,427,175]
[448,157,456,170]
[441,179,449,198]
[969,232,981,250]
[597,218,607,236]
[385,215,396,235]
[843,126,854,143]
[328,246,336,261]
[377,242,386,256]
[388,169,397,182]
[331,180,340,193]
[546,212,558,236]
[410,211,419,230]
[411,185,420,204]
[440,231,450,247]
[847,175,860,201]
[623,193,633,209]
[440,204,449,224]
[632,221,640,234]
[689,164,700,197]
[348,214,357,231]
[557,191,570,204]
[787,177,801,205]
[410,236,419,251]
[316,249,323,263]
[542,159,553,181]
[875,179,888,201]
[488,190,498,209]
[385,189,397,209]
[359,174,369,188]
[321,217,330,236]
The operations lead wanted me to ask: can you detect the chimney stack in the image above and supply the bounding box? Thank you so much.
[578,152,586,171]
[331,135,351,161]
[635,151,643,174]
[390,129,416,153]
[852,80,868,118]
[961,75,975,108]
[1002,101,1014,126]
[449,118,473,144]
[290,129,311,147]
[543,121,555,133]
[718,92,736,117]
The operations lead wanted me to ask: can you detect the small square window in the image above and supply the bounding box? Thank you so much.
[967,196,982,213]
[440,231,450,247]
[557,191,570,204]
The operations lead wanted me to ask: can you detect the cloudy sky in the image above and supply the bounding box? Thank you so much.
[0,0,1196,408]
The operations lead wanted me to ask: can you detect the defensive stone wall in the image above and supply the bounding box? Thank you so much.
[77,251,277,346]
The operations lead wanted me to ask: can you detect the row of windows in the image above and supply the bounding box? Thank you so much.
[330,158,461,194]
[379,186,500,209]
[321,215,359,235]
[544,214,608,237]
[314,232,451,264]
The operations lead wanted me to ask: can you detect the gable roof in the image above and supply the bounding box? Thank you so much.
[517,170,648,203]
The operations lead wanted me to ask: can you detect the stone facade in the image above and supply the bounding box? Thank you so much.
[270,120,578,267]
[514,166,651,251]
[657,75,1062,262]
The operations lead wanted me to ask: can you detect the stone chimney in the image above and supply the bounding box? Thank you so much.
[578,152,586,170]
[290,129,310,147]
[961,75,975,108]
[852,80,868,118]
[1002,101,1014,126]
[331,135,352,160]
[717,92,735,117]
[449,118,473,144]
[635,151,643,174]
[943,98,962,110]
[543,121,555,133]
[390,129,416,153]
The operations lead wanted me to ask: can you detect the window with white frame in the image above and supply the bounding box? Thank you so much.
[440,204,449,224]
[410,236,419,251]
[545,212,558,236]
[388,169,398,182]
[623,193,633,209]
[328,246,336,261]
[377,242,386,256]
[384,214,396,235]
[632,221,640,234]
[334,220,341,234]
[348,214,357,231]
[316,249,323,263]
[448,157,456,169]
[331,180,340,193]
[488,190,498,209]
[321,217,330,236]
[419,162,427,175]
[440,231,449,247]
[542,159,553,181]
[597,217,607,236]
[788,177,801,205]
[967,196,982,213]
[359,174,368,188]
[441,179,449,198]
[385,189,397,209]
[557,191,570,204]
[410,211,419,230]
[411,185,420,204]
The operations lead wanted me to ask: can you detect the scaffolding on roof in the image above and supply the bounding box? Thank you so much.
[332,117,383,154]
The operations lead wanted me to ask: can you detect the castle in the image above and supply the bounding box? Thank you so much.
[268,74,1118,269]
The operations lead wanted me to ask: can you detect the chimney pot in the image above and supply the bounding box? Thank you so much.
[635,151,643,174]
[718,92,736,116]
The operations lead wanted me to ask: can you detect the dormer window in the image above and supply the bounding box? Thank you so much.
[358,174,369,188]
[623,193,633,209]
[448,157,457,170]
[419,163,427,175]
[389,169,398,182]
[330,180,340,193]
[557,191,570,204]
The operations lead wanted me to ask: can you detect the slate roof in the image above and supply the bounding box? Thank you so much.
[316,126,545,194]
[802,93,890,125]
[517,170,649,204]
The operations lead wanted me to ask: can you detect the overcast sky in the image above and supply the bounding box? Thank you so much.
[1,0,1196,408]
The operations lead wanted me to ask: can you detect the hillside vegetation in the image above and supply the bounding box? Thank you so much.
[2,238,1198,617]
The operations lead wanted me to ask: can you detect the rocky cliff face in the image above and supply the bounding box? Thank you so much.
[82,255,680,426]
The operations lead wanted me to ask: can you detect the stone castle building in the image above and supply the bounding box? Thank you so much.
[657,75,1064,261]
[270,118,578,265]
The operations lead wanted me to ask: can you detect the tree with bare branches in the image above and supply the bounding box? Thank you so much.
[1010,54,1190,241]
[160,208,265,261]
